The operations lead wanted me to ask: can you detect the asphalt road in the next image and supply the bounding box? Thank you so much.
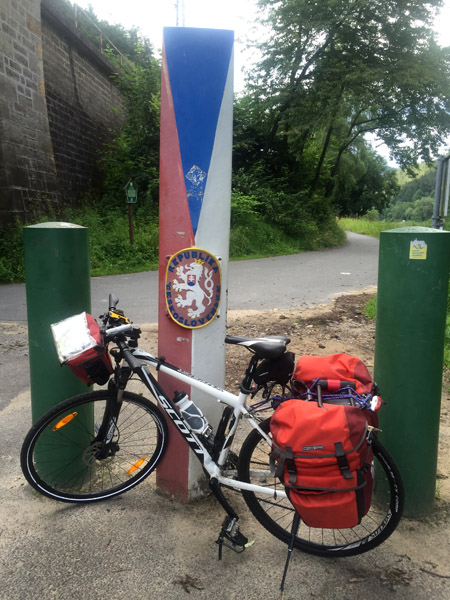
[0,231,379,323]
[0,232,378,410]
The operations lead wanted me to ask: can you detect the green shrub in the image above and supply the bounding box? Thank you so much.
[230,193,261,227]
[0,207,159,283]
[364,208,380,221]
[0,219,25,283]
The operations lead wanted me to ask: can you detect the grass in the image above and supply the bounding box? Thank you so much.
[338,217,432,238]
[229,219,306,260]
[363,295,377,320]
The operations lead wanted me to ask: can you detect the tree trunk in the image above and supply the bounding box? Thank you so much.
[310,124,334,194]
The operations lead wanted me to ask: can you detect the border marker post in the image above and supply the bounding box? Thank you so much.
[157,27,234,500]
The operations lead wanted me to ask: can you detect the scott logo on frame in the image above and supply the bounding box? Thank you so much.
[165,248,221,329]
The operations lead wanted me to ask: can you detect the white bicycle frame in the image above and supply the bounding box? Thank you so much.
[130,348,287,500]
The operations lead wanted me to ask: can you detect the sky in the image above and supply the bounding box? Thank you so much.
[74,0,450,164]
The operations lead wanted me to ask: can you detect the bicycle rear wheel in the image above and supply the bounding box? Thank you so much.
[21,390,168,502]
[238,418,404,557]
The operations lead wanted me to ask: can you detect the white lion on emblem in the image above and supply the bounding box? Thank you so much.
[173,261,214,318]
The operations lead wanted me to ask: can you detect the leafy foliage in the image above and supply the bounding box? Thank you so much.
[98,61,160,216]
[393,165,437,204]
[0,207,159,283]
[0,219,26,283]
[241,0,450,207]
[383,162,437,221]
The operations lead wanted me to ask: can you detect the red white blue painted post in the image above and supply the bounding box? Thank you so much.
[158,27,234,499]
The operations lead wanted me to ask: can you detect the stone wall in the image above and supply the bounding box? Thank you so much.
[41,0,125,203]
[0,0,60,224]
[0,0,125,225]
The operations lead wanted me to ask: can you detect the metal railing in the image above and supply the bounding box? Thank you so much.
[73,3,126,68]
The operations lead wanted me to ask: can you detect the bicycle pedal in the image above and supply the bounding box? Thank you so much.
[216,517,253,559]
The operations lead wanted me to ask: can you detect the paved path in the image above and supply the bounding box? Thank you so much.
[0,232,378,323]
[2,234,450,600]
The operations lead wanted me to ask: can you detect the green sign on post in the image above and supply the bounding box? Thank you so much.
[125,180,138,204]
[124,180,137,244]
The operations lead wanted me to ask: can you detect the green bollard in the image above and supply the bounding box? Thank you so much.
[24,222,91,423]
[374,226,450,517]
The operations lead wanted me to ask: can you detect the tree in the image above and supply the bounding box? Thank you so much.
[246,0,450,199]
[393,164,438,204]
[334,147,400,216]
[99,60,161,214]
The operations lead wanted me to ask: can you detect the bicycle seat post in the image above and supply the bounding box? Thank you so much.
[240,354,259,395]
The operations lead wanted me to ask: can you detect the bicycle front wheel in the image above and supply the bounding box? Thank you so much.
[21,390,168,502]
[238,418,404,557]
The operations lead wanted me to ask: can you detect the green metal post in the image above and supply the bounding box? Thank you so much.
[374,226,450,517]
[24,222,91,423]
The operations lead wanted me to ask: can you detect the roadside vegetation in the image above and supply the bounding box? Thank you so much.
[338,217,432,238]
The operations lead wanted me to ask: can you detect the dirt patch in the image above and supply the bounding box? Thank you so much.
[225,292,377,389]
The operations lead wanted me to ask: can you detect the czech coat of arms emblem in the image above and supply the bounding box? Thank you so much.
[165,248,222,329]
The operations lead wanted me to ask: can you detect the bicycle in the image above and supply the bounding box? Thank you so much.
[21,294,404,573]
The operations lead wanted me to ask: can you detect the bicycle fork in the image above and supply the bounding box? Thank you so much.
[92,383,125,459]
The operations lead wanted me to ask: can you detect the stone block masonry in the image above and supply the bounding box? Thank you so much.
[0,0,60,224]
[0,0,126,225]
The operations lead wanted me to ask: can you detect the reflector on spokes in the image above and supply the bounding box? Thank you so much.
[127,458,146,475]
[52,412,78,431]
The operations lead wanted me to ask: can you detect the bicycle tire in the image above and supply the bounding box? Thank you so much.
[237,418,404,557]
[21,390,168,503]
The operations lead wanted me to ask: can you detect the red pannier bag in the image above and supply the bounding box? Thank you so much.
[293,353,373,397]
[270,399,375,529]
[51,312,113,386]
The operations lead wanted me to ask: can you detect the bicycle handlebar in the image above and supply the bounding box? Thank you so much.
[116,338,143,370]
[109,293,120,311]
[103,323,133,342]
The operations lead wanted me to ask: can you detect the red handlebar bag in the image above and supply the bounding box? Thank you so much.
[270,399,375,529]
[51,312,113,386]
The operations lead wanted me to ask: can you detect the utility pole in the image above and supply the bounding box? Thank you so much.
[175,0,185,26]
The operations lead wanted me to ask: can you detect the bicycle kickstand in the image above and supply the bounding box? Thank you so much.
[279,512,301,597]
[216,516,250,560]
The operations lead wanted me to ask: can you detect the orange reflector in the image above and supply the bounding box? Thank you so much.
[52,412,78,431]
[127,457,146,475]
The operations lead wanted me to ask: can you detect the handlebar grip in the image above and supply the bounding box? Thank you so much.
[119,343,142,371]
[109,293,119,311]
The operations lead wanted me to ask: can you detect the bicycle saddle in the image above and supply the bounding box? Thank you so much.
[225,335,290,359]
